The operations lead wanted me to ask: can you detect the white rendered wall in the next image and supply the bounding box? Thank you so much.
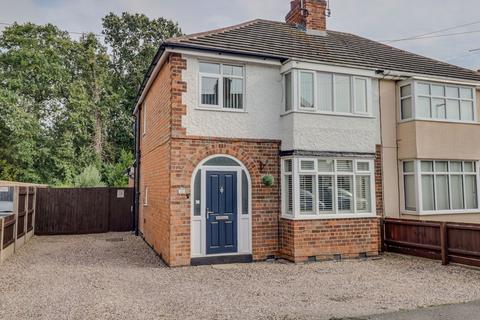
[181,54,380,153]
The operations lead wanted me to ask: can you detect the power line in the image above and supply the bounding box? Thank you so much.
[0,21,104,37]
[384,29,480,43]
[381,20,480,42]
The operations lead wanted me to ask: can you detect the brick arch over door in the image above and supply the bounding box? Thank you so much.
[169,138,281,266]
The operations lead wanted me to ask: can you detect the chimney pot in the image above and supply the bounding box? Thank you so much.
[286,0,328,34]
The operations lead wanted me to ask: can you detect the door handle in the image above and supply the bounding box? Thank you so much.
[207,210,214,219]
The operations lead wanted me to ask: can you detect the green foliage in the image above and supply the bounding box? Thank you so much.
[102,150,134,187]
[74,165,106,187]
[262,175,275,187]
[0,13,182,185]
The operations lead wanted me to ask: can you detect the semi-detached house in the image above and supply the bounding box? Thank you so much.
[133,0,480,267]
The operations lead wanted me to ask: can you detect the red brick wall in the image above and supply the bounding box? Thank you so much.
[286,0,327,31]
[169,137,281,266]
[279,218,380,262]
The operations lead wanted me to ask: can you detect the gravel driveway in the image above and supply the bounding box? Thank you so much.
[1,233,480,320]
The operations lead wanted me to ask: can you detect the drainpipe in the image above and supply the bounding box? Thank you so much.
[133,110,141,236]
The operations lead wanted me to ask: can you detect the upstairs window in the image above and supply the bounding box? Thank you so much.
[400,81,476,122]
[199,62,244,110]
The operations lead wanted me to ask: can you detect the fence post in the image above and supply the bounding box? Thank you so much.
[440,222,448,265]
[380,218,386,252]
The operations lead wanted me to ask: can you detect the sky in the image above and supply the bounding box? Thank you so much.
[1,0,480,70]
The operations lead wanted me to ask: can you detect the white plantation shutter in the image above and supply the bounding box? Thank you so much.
[337,176,353,212]
[285,175,293,213]
[355,176,371,212]
[318,176,333,213]
[336,160,353,172]
[300,175,314,214]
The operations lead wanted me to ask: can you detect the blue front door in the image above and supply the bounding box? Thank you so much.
[206,171,237,254]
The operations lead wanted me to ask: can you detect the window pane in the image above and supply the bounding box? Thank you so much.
[464,162,475,173]
[300,175,315,213]
[337,176,353,212]
[403,161,414,173]
[446,86,459,98]
[204,157,240,166]
[357,162,370,172]
[194,171,201,216]
[318,73,333,111]
[450,161,462,172]
[431,85,445,97]
[335,75,351,113]
[435,161,448,172]
[355,78,367,113]
[421,161,433,172]
[223,78,243,109]
[451,175,464,209]
[432,98,446,119]
[421,175,435,211]
[284,159,293,172]
[337,160,353,172]
[401,84,411,97]
[460,88,473,99]
[242,171,249,215]
[318,159,334,172]
[300,160,315,171]
[436,175,450,210]
[401,98,412,119]
[318,176,333,213]
[285,73,292,111]
[404,175,416,210]
[465,175,478,209]
[417,97,431,118]
[446,99,460,120]
[300,72,315,109]
[223,65,243,76]
[201,77,219,105]
[417,83,430,95]
[200,62,220,74]
[285,175,293,213]
[356,176,371,213]
[461,101,474,121]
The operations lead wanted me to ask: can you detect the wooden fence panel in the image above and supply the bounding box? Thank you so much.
[383,218,480,268]
[3,215,15,249]
[35,188,133,235]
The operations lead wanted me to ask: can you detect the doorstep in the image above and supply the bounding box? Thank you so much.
[190,254,253,266]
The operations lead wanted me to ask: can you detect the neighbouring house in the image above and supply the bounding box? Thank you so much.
[133,0,480,267]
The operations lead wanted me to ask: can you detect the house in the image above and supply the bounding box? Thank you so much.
[133,0,480,267]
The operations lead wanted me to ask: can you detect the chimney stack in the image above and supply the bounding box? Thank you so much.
[286,0,328,35]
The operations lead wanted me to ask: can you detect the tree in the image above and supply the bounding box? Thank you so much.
[102,149,134,187]
[0,14,183,186]
[74,165,106,187]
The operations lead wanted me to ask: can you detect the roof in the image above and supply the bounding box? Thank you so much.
[135,19,480,110]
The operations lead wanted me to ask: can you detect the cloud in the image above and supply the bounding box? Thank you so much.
[1,0,479,69]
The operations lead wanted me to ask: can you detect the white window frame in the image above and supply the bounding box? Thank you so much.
[298,70,317,111]
[281,157,376,220]
[143,186,148,207]
[400,160,480,215]
[198,61,246,111]
[282,69,372,117]
[398,79,477,124]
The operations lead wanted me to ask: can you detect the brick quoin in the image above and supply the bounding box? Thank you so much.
[139,52,382,266]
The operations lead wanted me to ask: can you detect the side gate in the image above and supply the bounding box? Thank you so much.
[35,188,133,235]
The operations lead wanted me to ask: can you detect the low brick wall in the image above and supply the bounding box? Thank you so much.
[279,217,381,262]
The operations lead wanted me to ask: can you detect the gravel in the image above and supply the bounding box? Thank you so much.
[1,233,480,320]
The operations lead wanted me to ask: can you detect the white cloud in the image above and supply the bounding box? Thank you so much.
[1,0,479,69]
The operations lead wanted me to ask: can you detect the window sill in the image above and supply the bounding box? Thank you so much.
[281,213,377,220]
[196,106,247,113]
[280,110,375,119]
[399,118,478,125]
[402,210,480,216]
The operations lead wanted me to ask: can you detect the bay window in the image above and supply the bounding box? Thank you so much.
[282,158,375,218]
[199,62,244,110]
[402,160,479,214]
[400,80,476,122]
[284,70,371,115]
